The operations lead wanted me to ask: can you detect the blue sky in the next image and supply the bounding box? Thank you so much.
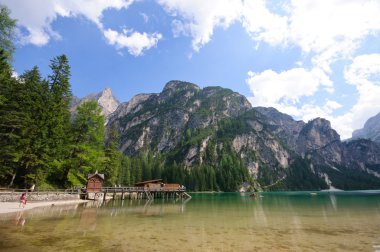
[1,0,380,139]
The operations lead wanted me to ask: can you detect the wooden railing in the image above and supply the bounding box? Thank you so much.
[101,186,186,193]
[0,186,186,195]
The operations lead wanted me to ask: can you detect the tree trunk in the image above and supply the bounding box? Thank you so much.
[8,172,16,188]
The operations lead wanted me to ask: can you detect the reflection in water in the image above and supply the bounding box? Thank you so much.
[78,208,97,235]
[329,193,337,211]
[0,191,379,251]
[14,211,25,227]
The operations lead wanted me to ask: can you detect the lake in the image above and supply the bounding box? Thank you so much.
[1,191,380,251]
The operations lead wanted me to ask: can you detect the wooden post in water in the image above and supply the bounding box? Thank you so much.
[103,190,107,201]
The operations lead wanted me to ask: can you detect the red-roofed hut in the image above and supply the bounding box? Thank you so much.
[87,171,104,193]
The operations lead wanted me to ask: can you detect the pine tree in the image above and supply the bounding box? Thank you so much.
[18,67,51,187]
[65,100,105,187]
[0,50,27,187]
[0,6,19,186]
[119,156,131,186]
[103,124,122,186]
[47,55,72,164]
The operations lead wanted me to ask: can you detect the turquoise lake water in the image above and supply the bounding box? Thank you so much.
[1,191,380,251]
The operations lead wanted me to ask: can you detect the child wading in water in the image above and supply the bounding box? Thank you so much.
[19,193,27,208]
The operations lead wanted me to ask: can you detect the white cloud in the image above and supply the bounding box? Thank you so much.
[104,28,162,56]
[242,0,380,139]
[247,67,332,107]
[284,0,380,73]
[241,0,289,46]
[345,54,380,87]
[242,1,380,73]
[1,0,162,55]
[324,100,342,114]
[157,0,242,51]
[333,53,380,139]
[247,54,380,140]
[157,0,380,66]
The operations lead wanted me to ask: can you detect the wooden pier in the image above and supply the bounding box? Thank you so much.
[86,178,191,201]
[99,186,191,201]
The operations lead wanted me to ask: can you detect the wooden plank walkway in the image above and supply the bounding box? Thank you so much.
[97,186,191,201]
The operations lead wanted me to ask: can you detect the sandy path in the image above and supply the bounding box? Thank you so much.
[0,199,90,214]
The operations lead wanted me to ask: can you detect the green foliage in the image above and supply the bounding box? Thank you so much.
[320,164,380,190]
[0,53,75,188]
[119,155,131,186]
[0,50,26,186]
[64,100,105,187]
[103,124,122,186]
[0,5,16,59]
[18,67,52,186]
[0,47,126,188]
[47,55,72,157]
[216,117,251,140]
[283,158,328,190]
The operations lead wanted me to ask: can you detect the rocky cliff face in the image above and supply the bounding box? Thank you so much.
[109,81,252,155]
[352,112,380,143]
[297,118,340,152]
[106,81,380,191]
[255,107,305,151]
[71,88,120,120]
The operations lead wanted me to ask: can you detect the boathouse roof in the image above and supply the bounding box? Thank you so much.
[88,171,104,180]
[135,179,162,186]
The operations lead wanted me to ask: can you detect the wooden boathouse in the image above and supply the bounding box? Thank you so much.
[86,171,104,193]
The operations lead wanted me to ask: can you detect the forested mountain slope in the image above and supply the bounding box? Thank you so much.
[107,81,380,191]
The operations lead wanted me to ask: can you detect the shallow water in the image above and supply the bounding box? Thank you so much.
[1,191,380,251]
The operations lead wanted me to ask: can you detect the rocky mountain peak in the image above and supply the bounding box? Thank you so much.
[352,112,380,143]
[255,107,295,124]
[97,87,120,117]
[163,80,201,92]
[111,93,155,119]
[254,107,304,150]
[297,117,340,152]
[70,88,120,119]
[99,87,112,97]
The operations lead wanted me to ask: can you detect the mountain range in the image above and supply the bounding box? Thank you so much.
[73,81,380,191]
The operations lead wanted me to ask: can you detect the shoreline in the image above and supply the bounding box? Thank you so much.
[0,199,90,215]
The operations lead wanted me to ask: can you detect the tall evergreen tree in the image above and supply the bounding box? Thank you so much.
[119,155,131,186]
[103,124,122,186]
[0,50,27,187]
[0,6,19,186]
[18,67,51,187]
[64,100,105,186]
[47,55,72,161]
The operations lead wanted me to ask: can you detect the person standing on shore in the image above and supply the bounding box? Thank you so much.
[19,193,27,208]
[30,184,35,192]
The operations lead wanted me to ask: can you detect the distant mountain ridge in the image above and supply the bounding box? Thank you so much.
[352,112,380,144]
[76,81,380,191]
[71,87,119,120]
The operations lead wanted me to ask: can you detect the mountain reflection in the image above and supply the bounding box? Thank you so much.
[0,192,379,251]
